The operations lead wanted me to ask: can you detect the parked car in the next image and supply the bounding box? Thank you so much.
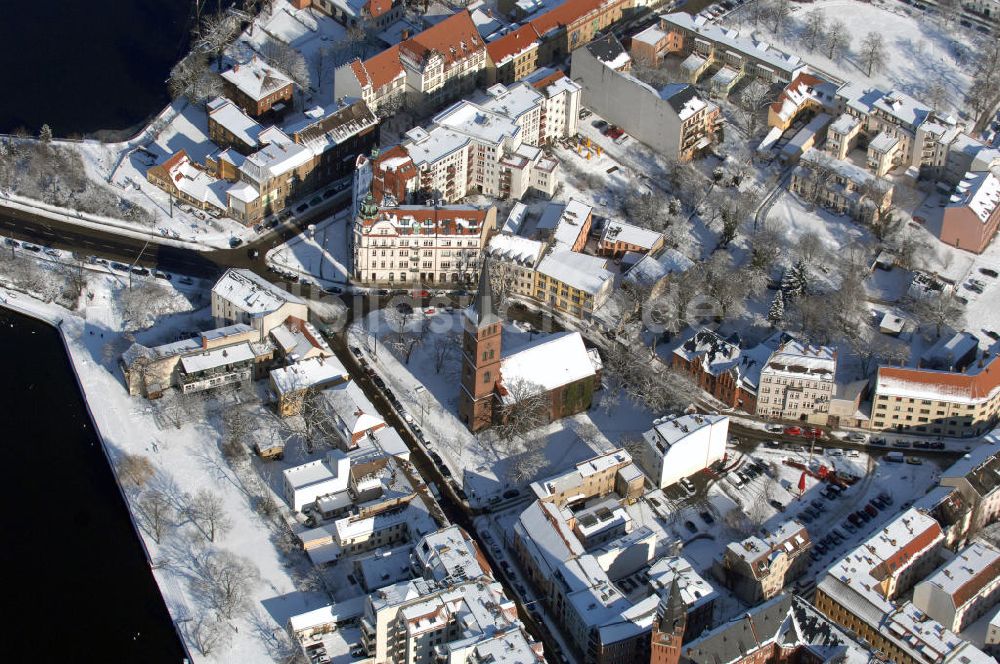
[684,520,698,533]
[592,119,608,131]
[765,423,784,433]
[784,426,802,436]
[846,432,867,442]
[503,489,521,500]
[980,267,999,278]
[865,504,879,517]
[892,440,912,448]
[699,511,715,525]
[906,456,924,465]
[769,499,785,511]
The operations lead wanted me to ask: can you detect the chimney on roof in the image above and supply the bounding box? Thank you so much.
[234,63,240,72]
[401,28,410,40]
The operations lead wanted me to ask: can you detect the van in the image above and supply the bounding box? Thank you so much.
[885,451,905,463]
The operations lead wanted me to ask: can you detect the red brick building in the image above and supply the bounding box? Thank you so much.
[671,329,767,413]
[221,57,295,118]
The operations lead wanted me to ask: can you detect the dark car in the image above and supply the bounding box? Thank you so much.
[769,499,785,511]
[913,440,929,449]
[131,266,150,276]
[296,203,309,213]
[455,488,469,501]
[683,520,698,533]
[699,511,714,525]
[439,465,452,478]
[350,345,364,359]
[981,268,999,278]
[592,119,609,131]
[228,237,243,248]
[372,375,386,389]
[503,489,521,500]
[865,504,878,517]
[892,440,912,448]
[428,451,443,465]
[323,189,337,199]
[929,441,946,450]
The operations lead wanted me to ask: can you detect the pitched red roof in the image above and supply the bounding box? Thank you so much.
[770,72,827,114]
[398,10,484,69]
[530,0,605,36]
[877,354,1000,403]
[365,0,393,19]
[530,68,567,91]
[357,46,403,91]
[487,24,540,65]
[870,521,943,583]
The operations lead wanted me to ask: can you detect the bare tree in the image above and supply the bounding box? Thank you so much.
[800,10,826,51]
[186,612,230,656]
[135,489,174,543]
[966,42,1000,134]
[117,453,155,490]
[487,259,518,312]
[859,31,888,76]
[190,549,260,619]
[432,332,460,373]
[260,36,311,91]
[795,230,825,263]
[494,378,550,445]
[187,488,232,542]
[120,280,176,332]
[506,447,548,484]
[912,292,965,338]
[736,80,771,138]
[168,51,224,104]
[221,406,254,464]
[765,0,791,33]
[194,12,240,69]
[824,19,850,61]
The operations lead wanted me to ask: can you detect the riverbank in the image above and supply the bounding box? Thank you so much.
[0,297,187,660]
[1,276,328,663]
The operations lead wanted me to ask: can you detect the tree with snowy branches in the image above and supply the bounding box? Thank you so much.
[767,291,785,326]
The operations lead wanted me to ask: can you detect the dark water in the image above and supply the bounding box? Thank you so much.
[0,0,191,136]
[0,310,186,661]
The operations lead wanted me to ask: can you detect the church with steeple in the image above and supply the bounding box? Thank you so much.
[458,259,603,432]
[650,579,687,664]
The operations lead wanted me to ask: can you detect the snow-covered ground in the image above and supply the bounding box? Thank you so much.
[0,274,333,663]
[266,208,352,285]
[347,307,659,506]
[723,0,979,114]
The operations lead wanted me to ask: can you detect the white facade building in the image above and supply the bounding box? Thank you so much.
[211,268,308,341]
[282,450,351,512]
[755,338,836,422]
[913,540,1000,632]
[641,414,728,489]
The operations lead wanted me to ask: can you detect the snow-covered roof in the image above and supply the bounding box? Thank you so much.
[725,519,809,571]
[917,541,1000,607]
[537,199,592,250]
[660,12,804,76]
[537,251,611,295]
[584,33,631,70]
[830,113,860,135]
[761,337,835,381]
[836,82,939,131]
[221,56,293,102]
[948,170,1000,223]
[159,151,231,211]
[631,23,667,47]
[288,596,366,633]
[480,81,545,122]
[499,331,597,396]
[647,556,718,610]
[433,100,522,147]
[212,268,305,317]
[822,508,943,614]
[869,130,901,154]
[486,233,544,266]
[207,97,264,148]
[241,128,313,181]
[624,248,694,287]
[179,342,256,373]
[412,525,488,582]
[324,380,384,436]
[270,356,348,395]
[601,220,662,251]
[502,202,528,234]
[291,100,379,158]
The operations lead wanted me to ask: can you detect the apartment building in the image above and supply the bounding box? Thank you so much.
[641,414,728,490]
[309,0,403,31]
[870,351,1000,438]
[221,56,295,117]
[352,198,497,285]
[717,520,811,604]
[811,509,999,664]
[572,34,721,161]
[940,169,1000,254]
[484,233,546,299]
[282,450,351,512]
[536,199,592,251]
[913,541,1000,632]
[528,0,634,65]
[361,75,579,206]
[211,268,309,341]
[789,148,894,221]
[940,438,1000,532]
[333,11,488,114]
[535,250,614,319]
[486,23,541,85]
[754,338,836,422]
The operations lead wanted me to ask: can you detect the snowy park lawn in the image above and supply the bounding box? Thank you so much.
[348,308,659,505]
[2,274,331,663]
[724,0,977,112]
[266,208,352,285]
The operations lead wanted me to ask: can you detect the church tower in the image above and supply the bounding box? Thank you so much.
[459,260,502,432]
[650,578,687,664]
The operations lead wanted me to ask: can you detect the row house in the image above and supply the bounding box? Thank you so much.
[535,250,614,319]
[913,540,1000,633]
[940,436,1000,533]
[644,12,808,86]
[486,23,541,85]
[484,233,546,299]
[528,0,634,65]
[597,220,665,258]
[572,34,721,162]
[220,57,294,118]
[352,195,497,285]
[870,351,1000,438]
[333,11,488,115]
[358,75,579,206]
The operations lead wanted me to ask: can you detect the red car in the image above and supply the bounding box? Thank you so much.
[802,427,824,438]
[607,126,624,140]
[412,289,430,298]
[784,426,802,436]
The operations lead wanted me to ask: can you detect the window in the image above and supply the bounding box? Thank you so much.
[483,371,491,384]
